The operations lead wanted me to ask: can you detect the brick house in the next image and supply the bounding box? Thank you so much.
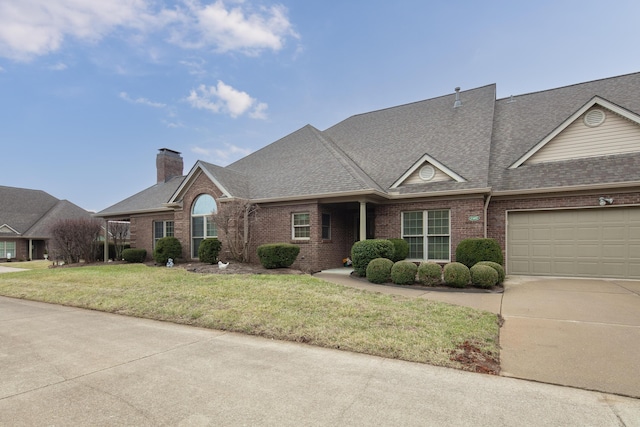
[96,72,640,278]
[0,186,93,261]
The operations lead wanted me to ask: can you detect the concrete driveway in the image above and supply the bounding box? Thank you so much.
[500,276,640,398]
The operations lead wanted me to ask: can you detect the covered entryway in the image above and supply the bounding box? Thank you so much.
[507,207,640,278]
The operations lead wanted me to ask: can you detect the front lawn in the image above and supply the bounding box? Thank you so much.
[0,264,500,372]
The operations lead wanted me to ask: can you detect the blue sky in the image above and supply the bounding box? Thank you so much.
[2,0,640,212]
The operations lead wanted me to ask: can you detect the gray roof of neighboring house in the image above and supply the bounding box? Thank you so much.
[96,176,184,217]
[0,185,91,238]
[489,72,640,192]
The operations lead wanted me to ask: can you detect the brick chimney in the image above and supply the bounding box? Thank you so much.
[156,148,183,183]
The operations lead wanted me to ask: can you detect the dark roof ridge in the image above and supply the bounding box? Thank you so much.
[328,83,498,127]
[307,127,384,192]
[496,71,640,102]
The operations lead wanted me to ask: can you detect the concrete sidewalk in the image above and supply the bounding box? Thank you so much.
[2,296,639,426]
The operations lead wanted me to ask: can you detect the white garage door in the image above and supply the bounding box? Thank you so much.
[507,207,640,279]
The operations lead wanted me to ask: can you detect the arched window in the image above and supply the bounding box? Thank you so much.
[192,194,217,258]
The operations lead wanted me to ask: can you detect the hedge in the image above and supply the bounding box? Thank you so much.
[417,262,442,286]
[122,248,147,263]
[391,261,418,285]
[455,238,504,268]
[366,258,394,284]
[443,262,471,288]
[351,239,395,276]
[198,238,222,264]
[153,237,183,265]
[257,243,300,269]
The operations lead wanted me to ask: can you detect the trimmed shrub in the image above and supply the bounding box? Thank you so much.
[455,238,504,268]
[351,239,395,277]
[198,238,222,264]
[417,262,442,286]
[470,264,499,289]
[153,237,182,265]
[257,243,300,269]
[391,261,418,285]
[476,261,506,284]
[122,248,147,263]
[388,238,409,262]
[443,262,471,288]
[366,258,394,284]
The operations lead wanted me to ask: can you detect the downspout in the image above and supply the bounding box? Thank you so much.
[483,193,492,238]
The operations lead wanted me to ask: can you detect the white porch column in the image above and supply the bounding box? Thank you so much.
[104,220,109,262]
[29,239,33,260]
[359,201,367,241]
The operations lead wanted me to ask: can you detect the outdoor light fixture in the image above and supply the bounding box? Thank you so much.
[599,197,614,206]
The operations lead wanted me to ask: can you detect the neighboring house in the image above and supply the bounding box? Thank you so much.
[96,72,640,279]
[0,186,93,261]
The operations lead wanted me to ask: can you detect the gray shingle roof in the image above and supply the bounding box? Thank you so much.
[0,185,91,237]
[490,72,640,192]
[100,71,640,212]
[96,176,183,216]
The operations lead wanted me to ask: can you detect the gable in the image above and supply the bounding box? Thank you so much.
[525,106,640,164]
[391,154,466,189]
[510,97,640,168]
[0,224,20,235]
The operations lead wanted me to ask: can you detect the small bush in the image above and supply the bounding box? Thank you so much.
[351,239,395,276]
[443,262,471,288]
[257,243,300,269]
[470,264,499,289]
[417,262,442,286]
[388,238,409,262]
[391,261,418,285]
[153,237,182,265]
[366,258,394,284]
[476,261,505,284]
[198,238,222,264]
[455,238,504,268]
[122,248,147,263]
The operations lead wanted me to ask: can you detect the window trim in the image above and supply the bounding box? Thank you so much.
[401,209,451,262]
[191,195,218,258]
[292,212,311,240]
[0,241,16,258]
[153,220,174,248]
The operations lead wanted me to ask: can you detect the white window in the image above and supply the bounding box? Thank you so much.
[402,210,450,261]
[292,213,310,240]
[154,221,174,247]
[0,241,16,258]
[192,195,217,258]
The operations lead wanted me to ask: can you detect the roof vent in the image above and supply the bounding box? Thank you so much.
[419,165,436,181]
[584,109,606,127]
[453,87,462,108]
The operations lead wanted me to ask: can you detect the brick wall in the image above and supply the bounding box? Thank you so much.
[375,197,486,262]
[129,212,176,261]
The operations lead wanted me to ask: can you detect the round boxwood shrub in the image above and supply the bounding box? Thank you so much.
[470,264,499,289]
[391,261,418,285]
[122,248,146,263]
[198,238,222,264]
[443,262,471,288]
[351,239,395,277]
[455,238,504,268]
[417,262,442,286]
[153,237,182,265]
[476,261,505,284]
[366,258,394,284]
[388,238,409,262]
[257,243,300,269]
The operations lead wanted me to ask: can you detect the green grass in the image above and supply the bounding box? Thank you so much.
[0,264,500,371]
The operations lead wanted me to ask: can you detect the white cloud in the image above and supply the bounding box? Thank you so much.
[173,0,299,54]
[191,143,252,164]
[119,91,166,108]
[48,62,67,71]
[186,80,267,119]
[0,0,298,61]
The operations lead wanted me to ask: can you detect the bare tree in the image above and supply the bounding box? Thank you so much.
[108,221,130,260]
[50,218,102,264]
[210,198,259,262]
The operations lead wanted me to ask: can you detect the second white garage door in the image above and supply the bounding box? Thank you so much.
[507,207,640,279]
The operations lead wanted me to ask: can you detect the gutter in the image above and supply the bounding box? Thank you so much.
[492,181,640,197]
